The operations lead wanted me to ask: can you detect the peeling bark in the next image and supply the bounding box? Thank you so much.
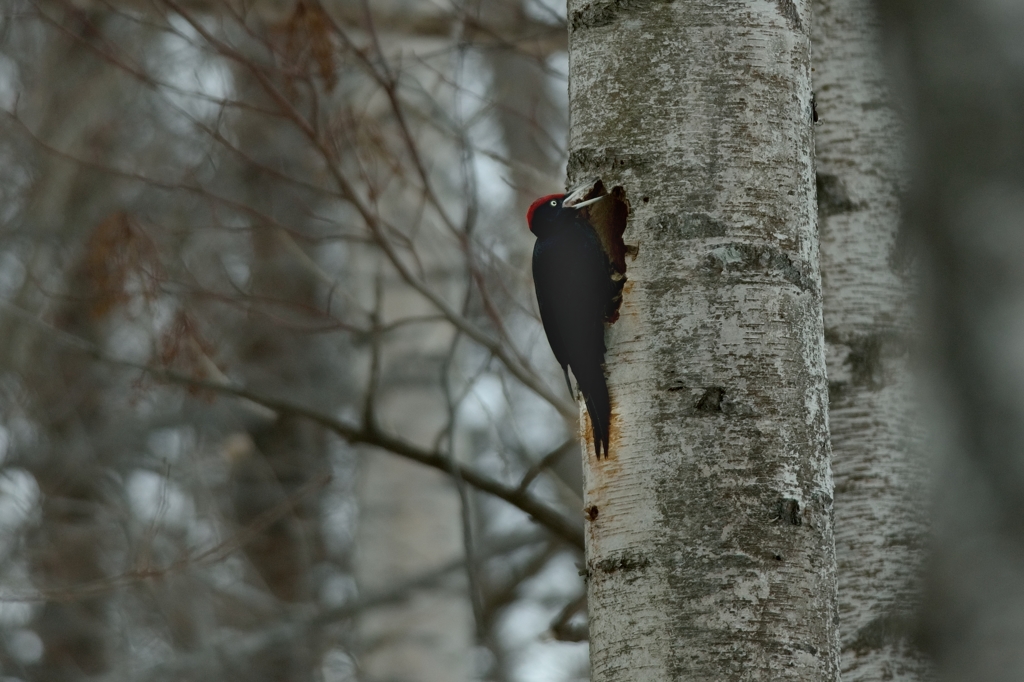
[568,1,839,679]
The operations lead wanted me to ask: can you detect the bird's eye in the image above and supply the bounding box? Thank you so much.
[550,200,557,206]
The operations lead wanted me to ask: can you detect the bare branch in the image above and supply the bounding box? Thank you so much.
[0,301,585,549]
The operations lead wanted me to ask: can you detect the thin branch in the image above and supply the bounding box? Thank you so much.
[1,301,585,549]
[135,530,549,680]
[4,60,576,421]
[164,0,576,419]
[0,467,331,602]
[550,592,588,642]
[517,438,575,493]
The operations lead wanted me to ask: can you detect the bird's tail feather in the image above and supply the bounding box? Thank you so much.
[575,363,610,458]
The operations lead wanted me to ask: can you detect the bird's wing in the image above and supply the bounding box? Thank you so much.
[534,223,612,364]
[533,238,573,371]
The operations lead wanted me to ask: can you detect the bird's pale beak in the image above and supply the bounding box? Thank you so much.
[570,195,605,209]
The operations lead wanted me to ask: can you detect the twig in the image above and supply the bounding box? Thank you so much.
[0,301,585,549]
[517,438,576,493]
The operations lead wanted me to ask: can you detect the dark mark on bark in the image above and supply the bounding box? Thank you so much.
[702,242,816,293]
[816,173,857,217]
[569,0,675,32]
[650,211,727,240]
[827,380,847,407]
[848,613,923,655]
[681,386,755,416]
[587,505,599,521]
[568,148,651,179]
[695,387,725,412]
[568,1,618,31]
[593,551,650,582]
[775,0,803,31]
[774,498,802,526]
[845,334,884,388]
[825,328,908,393]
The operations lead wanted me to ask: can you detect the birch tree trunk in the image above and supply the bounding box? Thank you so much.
[875,2,1024,680]
[567,2,839,679]
[811,1,933,679]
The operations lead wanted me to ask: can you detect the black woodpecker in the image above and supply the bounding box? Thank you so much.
[528,193,615,458]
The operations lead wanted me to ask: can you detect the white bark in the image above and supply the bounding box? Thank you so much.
[812,1,933,679]
[568,2,839,680]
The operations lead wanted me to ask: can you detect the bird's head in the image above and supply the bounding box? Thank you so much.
[526,193,604,236]
[526,194,564,235]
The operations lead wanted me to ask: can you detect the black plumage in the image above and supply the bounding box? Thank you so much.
[528,194,616,458]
